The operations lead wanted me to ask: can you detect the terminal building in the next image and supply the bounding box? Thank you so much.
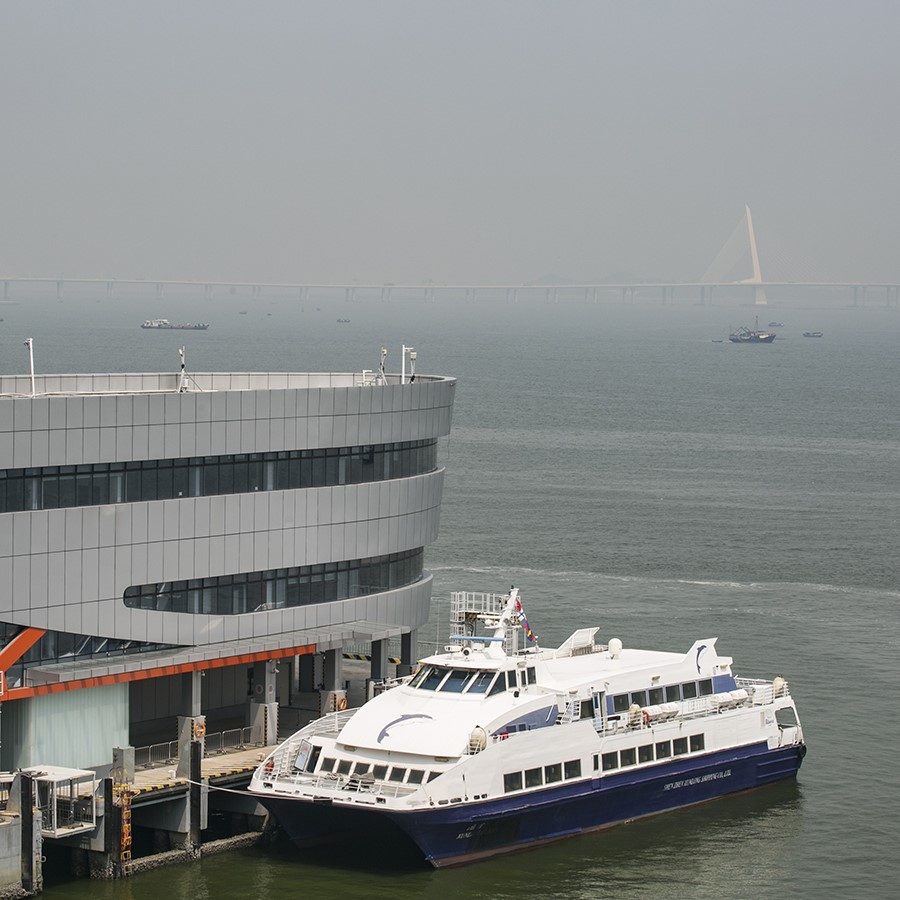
[0,364,455,775]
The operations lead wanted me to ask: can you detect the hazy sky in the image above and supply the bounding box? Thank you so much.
[3,1,898,284]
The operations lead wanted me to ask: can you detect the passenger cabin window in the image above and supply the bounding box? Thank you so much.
[441,669,472,693]
[698,679,713,697]
[320,757,336,773]
[505,671,517,690]
[526,667,537,685]
[690,735,705,752]
[613,694,630,713]
[467,672,495,694]
[682,682,698,699]
[488,676,506,697]
[673,738,688,756]
[639,744,654,763]
[602,752,618,771]
[545,763,562,783]
[336,759,352,775]
[427,772,440,782]
[409,667,429,688]
[630,690,648,707]
[389,767,407,783]
[775,707,799,728]
[524,768,543,788]
[504,772,523,793]
[580,700,594,720]
[665,685,681,702]
[655,741,671,759]
[564,760,582,779]
[373,764,388,780]
[352,762,370,776]
[407,769,425,785]
[648,688,664,705]
[620,748,636,767]
[419,668,446,691]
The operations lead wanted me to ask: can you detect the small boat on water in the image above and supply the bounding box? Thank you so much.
[802,331,824,338]
[140,318,209,330]
[250,587,806,868]
[768,322,784,328]
[728,317,776,344]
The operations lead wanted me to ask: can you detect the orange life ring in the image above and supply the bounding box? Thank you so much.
[337,695,348,711]
[193,719,206,740]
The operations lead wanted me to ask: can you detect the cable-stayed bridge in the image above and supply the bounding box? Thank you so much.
[3,208,899,307]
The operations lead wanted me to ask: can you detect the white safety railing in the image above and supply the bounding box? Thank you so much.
[735,677,791,705]
[269,768,421,800]
[133,741,180,770]
[203,727,264,756]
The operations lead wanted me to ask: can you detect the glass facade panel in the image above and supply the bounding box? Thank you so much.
[123,548,425,615]
[0,439,439,513]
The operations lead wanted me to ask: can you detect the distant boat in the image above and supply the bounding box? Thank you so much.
[728,317,776,344]
[239,310,248,315]
[711,339,724,343]
[802,331,824,338]
[141,318,209,330]
[337,318,351,324]
[768,322,784,327]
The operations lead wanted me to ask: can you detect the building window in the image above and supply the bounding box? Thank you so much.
[564,759,582,779]
[602,752,618,772]
[123,547,425,615]
[673,738,689,756]
[0,439,438,513]
[620,748,637,767]
[689,734,705,752]
[638,744,654,763]
[504,772,523,793]
[524,768,543,788]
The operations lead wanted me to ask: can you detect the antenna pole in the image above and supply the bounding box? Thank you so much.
[24,338,35,397]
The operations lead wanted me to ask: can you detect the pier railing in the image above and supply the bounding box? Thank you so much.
[134,741,180,770]
[134,726,266,769]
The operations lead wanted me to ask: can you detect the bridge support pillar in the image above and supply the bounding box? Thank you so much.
[3,280,8,300]
[56,280,63,300]
[370,639,388,682]
[397,630,417,677]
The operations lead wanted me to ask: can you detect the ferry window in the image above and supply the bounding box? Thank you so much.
[580,700,594,720]
[613,694,630,713]
[698,679,713,697]
[602,752,618,771]
[630,691,648,707]
[409,667,429,688]
[407,770,425,785]
[638,744,654,764]
[673,738,688,756]
[526,667,536,685]
[682,682,698,700]
[440,669,473,693]
[524,768,543,788]
[545,763,562,783]
[620,748,636,767]
[305,745,322,773]
[505,671,517,690]
[775,707,798,728]
[564,760,582,779]
[488,676,506,697]
[665,685,681,703]
[466,671,495,694]
[320,757,336,773]
[504,772,523,793]
[648,688,664,705]
[336,759,352,776]
[592,754,599,771]
[352,762,370,776]
[373,764,388,780]
[388,767,407,783]
[655,741,671,759]
[427,772,440,782]
[689,735,705,752]
[420,667,447,691]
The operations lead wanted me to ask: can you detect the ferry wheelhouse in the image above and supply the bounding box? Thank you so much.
[249,589,806,867]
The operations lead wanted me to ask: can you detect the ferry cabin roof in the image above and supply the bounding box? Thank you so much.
[334,634,734,758]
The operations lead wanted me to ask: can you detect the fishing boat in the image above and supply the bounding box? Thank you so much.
[140,318,209,330]
[802,331,823,338]
[249,588,806,867]
[728,317,776,343]
[768,322,784,328]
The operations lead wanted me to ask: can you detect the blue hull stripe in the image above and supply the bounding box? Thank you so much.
[259,741,805,867]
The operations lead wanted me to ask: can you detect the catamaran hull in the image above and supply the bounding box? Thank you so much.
[256,741,805,868]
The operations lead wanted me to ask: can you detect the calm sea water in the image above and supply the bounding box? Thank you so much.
[4,290,897,899]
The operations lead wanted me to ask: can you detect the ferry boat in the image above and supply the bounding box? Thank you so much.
[249,589,806,867]
[140,318,209,330]
[728,317,776,343]
[802,331,824,338]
